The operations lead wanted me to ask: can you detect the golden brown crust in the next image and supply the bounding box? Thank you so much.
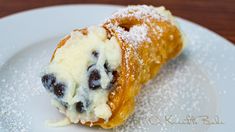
[50,6,184,129]
[50,35,70,62]
[98,7,184,129]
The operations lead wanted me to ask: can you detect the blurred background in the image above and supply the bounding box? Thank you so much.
[0,0,234,43]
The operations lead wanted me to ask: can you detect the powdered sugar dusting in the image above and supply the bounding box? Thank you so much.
[113,19,235,131]
[114,54,217,132]
[0,57,46,131]
[107,23,148,73]
[110,5,173,23]
[104,5,175,70]
[0,39,53,132]
[0,14,234,132]
[105,22,151,49]
[105,5,175,48]
[119,24,150,48]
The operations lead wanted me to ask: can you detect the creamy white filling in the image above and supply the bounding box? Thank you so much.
[45,26,121,123]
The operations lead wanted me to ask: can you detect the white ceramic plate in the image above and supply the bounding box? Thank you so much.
[0,4,235,132]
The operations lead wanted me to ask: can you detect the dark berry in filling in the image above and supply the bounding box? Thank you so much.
[41,74,56,91]
[104,62,109,73]
[54,83,65,98]
[88,69,101,90]
[111,71,118,83]
[76,101,85,113]
[92,51,99,58]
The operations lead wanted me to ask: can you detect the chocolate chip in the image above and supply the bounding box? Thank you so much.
[54,83,65,98]
[41,74,56,91]
[104,62,109,73]
[92,51,99,58]
[76,101,85,113]
[111,71,118,84]
[88,69,101,90]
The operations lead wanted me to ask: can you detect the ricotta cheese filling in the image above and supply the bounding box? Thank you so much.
[41,26,121,124]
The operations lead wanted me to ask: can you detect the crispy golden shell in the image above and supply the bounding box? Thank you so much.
[51,6,184,129]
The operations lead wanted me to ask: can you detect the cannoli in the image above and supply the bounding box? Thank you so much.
[41,5,184,129]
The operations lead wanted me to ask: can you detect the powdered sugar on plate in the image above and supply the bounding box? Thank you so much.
[114,53,217,132]
[0,39,53,132]
[113,18,235,132]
